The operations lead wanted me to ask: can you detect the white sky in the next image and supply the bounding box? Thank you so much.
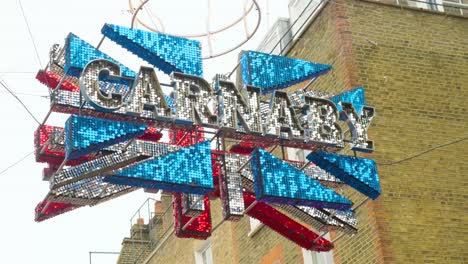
[0,0,289,263]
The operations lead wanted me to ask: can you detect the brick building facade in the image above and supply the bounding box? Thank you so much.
[116,1,468,263]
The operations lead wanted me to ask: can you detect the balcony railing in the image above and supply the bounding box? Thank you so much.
[379,0,468,16]
[441,0,468,16]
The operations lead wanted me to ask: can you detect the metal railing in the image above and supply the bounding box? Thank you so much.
[129,197,158,234]
[442,0,468,16]
[130,197,173,264]
[388,0,467,16]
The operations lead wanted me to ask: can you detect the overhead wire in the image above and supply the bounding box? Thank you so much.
[0,2,49,178]
[0,151,34,176]
[18,0,44,68]
[141,0,160,31]
[0,90,49,98]
[0,71,36,74]
[0,76,41,125]
[18,0,55,96]
[378,135,468,166]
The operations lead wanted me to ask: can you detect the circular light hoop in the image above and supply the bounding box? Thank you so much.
[129,0,262,60]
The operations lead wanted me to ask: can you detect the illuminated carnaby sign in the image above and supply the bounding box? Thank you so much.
[34,23,381,251]
[77,59,374,152]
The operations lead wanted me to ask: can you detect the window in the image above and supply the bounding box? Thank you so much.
[286,148,308,162]
[302,234,334,264]
[302,248,334,264]
[195,240,213,264]
[247,217,263,237]
[442,0,468,16]
[408,0,444,11]
[288,0,323,39]
[295,149,305,161]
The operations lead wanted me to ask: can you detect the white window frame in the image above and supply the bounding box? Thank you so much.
[286,148,308,162]
[288,0,325,40]
[442,0,467,15]
[302,248,335,264]
[247,217,264,237]
[302,234,334,264]
[408,0,444,11]
[194,239,213,264]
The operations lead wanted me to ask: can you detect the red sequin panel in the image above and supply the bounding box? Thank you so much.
[229,144,255,155]
[138,126,163,142]
[209,152,222,198]
[173,193,211,239]
[36,70,80,92]
[35,125,91,166]
[42,164,59,181]
[34,199,82,222]
[170,126,212,239]
[243,191,333,252]
[169,127,205,147]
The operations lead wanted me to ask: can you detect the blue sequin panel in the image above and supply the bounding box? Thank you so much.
[329,87,366,114]
[64,115,147,160]
[251,148,352,210]
[164,94,175,113]
[64,33,136,78]
[240,51,332,94]
[105,141,214,195]
[102,24,203,77]
[307,151,381,199]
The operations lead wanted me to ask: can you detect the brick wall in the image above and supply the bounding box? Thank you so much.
[230,208,304,264]
[117,224,152,264]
